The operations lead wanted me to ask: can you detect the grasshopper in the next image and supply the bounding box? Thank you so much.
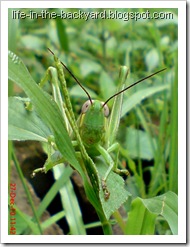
[32,48,166,200]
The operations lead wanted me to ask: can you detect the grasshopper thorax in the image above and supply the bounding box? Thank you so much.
[79,100,109,147]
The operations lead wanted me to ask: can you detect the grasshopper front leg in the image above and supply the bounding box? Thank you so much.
[107,143,130,177]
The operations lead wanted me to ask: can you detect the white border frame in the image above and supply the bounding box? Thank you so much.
[1,1,186,244]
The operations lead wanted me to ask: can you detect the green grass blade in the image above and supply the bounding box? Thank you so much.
[12,150,43,234]
[53,165,86,235]
[8,8,19,96]
[148,92,169,196]
[106,66,129,146]
[168,54,178,193]
[56,18,69,52]
[9,205,40,235]
[37,165,73,218]
[41,211,65,231]
[8,8,19,53]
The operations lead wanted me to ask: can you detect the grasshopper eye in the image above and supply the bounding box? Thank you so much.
[101,102,109,117]
[81,100,93,113]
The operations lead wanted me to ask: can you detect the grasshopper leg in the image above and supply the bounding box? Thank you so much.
[96,143,130,181]
[96,144,114,182]
[107,142,130,177]
[31,167,45,178]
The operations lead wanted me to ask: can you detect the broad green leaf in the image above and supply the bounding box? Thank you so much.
[125,191,178,235]
[121,84,170,118]
[125,197,157,235]
[8,51,82,175]
[96,160,131,220]
[8,97,52,142]
[142,191,178,235]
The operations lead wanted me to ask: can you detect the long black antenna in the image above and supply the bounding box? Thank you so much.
[47,48,93,105]
[103,68,167,107]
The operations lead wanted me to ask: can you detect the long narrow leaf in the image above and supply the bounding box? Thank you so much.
[107,66,129,146]
[53,165,86,235]
[8,51,82,175]
[169,54,178,193]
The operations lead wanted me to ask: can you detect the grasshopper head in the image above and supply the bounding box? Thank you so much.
[81,100,109,117]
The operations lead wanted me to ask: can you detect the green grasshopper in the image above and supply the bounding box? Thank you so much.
[32,48,166,200]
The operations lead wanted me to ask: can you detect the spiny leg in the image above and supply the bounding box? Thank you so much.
[95,143,129,201]
[31,167,45,178]
[95,144,114,182]
[107,142,130,177]
[94,144,114,199]
[96,143,130,183]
